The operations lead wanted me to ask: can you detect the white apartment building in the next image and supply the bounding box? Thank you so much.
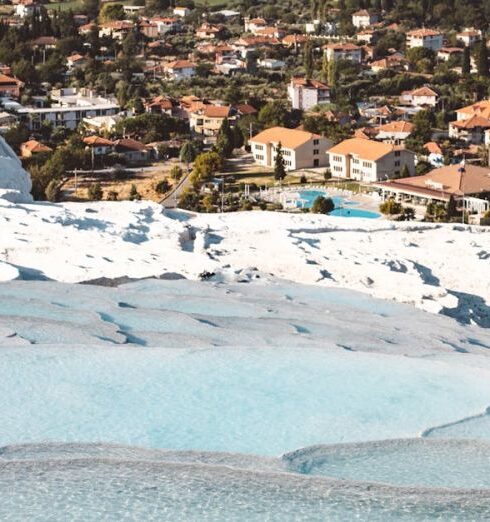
[406,28,444,51]
[288,77,331,111]
[250,127,332,171]
[327,138,415,182]
[17,88,119,131]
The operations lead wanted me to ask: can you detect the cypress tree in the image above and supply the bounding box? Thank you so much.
[462,46,471,75]
[477,40,488,77]
[274,142,287,181]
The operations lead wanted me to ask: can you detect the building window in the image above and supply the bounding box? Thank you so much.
[313,149,319,155]
[255,144,264,150]
[395,150,401,157]
[313,139,319,145]
[395,160,400,167]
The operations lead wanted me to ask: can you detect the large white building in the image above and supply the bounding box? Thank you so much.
[328,138,415,182]
[288,77,330,111]
[17,89,119,131]
[406,28,444,51]
[250,127,332,171]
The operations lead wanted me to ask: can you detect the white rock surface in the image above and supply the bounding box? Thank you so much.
[0,136,32,203]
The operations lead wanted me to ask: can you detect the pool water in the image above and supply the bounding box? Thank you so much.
[297,190,380,219]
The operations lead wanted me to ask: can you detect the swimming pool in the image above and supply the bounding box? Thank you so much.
[297,190,381,219]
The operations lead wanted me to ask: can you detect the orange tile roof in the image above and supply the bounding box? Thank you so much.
[83,136,114,147]
[202,105,231,118]
[384,164,490,196]
[250,127,322,149]
[376,121,414,133]
[456,100,490,120]
[291,77,329,89]
[165,60,196,69]
[328,138,407,161]
[0,73,21,85]
[407,28,442,37]
[21,140,52,153]
[424,141,442,154]
[409,86,438,97]
[451,114,490,129]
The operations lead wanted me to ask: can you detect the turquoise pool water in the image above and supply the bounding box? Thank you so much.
[297,190,380,219]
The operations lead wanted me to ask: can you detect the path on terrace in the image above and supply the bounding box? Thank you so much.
[160,169,192,208]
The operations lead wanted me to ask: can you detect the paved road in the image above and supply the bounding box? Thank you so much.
[160,170,192,208]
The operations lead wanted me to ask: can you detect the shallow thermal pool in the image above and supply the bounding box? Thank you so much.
[1,279,490,520]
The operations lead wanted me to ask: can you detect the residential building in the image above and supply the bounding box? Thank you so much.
[0,74,23,98]
[456,29,481,47]
[144,95,174,115]
[374,164,490,214]
[327,138,415,182]
[113,138,151,163]
[82,114,122,133]
[352,10,379,29]
[437,47,463,61]
[83,136,114,156]
[356,29,379,45]
[400,86,439,107]
[406,28,444,50]
[370,54,408,72]
[190,105,236,136]
[244,17,267,34]
[423,141,444,167]
[195,23,224,40]
[374,121,414,144]
[152,17,181,34]
[173,6,191,17]
[98,21,133,40]
[324,43,362,63]
[164,60,196,80]
[449,115,490,144]
[249,127,332,170]
[20,139,52,158]
[67,53,87,70]
[17,88,119,131]
[14,0,41,18]
[257,58,286,70]
[288,77,330,111]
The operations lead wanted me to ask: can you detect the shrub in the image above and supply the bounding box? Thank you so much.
[128,184,141,201]
[170,165,183,180]
[155,179,170,194]
[107,191,119,201]
[311,196,335,214]
[87,182,103,201]
[45,180,62,202]
[379,198,403,215]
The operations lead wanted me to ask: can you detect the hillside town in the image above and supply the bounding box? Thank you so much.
[0,0,489,223]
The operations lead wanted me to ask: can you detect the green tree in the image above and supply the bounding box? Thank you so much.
[311,195,335,214]
[83,0,100,19]
[192,151,223,182]
[274,142,286,181]
[216,118,234,158]
[100,3,125,22]
[180,141,197,167]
